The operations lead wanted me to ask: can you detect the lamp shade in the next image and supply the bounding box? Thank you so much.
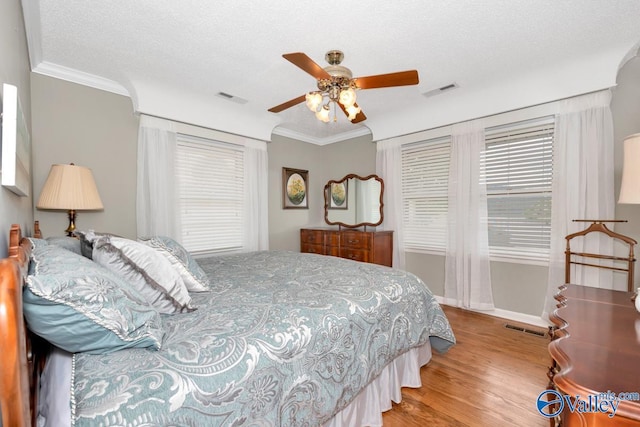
[619,133,640,204]
[37,164,103,210]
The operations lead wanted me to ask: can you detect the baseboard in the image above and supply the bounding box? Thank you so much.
[434,295,551,329]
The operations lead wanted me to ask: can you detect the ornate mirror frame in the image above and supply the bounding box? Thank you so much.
[324,173,384,229]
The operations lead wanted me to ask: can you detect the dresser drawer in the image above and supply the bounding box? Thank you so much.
[341,231,370,250]
[324,231,340,247]
[301,243,324,255]
[301,229,324,245]
[299,228,393,267]
[340,248,369,263]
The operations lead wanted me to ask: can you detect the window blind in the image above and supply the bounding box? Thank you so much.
[401,137,451,251]
[175,135,244,255]
[483,117,554,260]
[400,117,554,262]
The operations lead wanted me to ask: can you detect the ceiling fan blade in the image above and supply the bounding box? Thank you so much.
[338,102,367,124]
[268,94,306,113]
[354,70,419,90]
[283,52,331,80]
[351,108,367,123]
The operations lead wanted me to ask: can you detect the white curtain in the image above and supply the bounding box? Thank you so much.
[444,120,494,310]
[376,139,405,269]
[243,139,269,251]
[136,115,180,239]
[543,90,615,319]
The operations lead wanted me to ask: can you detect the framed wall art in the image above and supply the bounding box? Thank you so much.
[282,167,308,209]
[1,83,31,197]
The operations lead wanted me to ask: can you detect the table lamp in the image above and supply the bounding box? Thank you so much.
[619,133,640,204]
[36,163,104,236]
[619,132,640,310]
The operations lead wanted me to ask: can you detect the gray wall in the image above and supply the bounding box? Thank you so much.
[0,0,34,257]
[30,74,139,239]
[267,133,376,251]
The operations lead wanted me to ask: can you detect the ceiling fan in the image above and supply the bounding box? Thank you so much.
[268,50,419,124]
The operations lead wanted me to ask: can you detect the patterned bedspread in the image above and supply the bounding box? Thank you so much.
[72,251,455,426]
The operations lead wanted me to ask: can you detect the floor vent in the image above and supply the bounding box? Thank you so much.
[504,324,546,337]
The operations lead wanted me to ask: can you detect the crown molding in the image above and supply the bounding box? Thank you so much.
[20,0,42,70]
[271,125,371,145]
[32,61,130,97]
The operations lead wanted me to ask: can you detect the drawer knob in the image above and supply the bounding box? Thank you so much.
[348,239,359,244]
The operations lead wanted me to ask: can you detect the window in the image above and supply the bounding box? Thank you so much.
[400,117,554,262]
[402,137,451,252]
[484,119,554,261]
[175,134,244,255]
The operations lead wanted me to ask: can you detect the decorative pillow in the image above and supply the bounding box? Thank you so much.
[139,236,210,292]
[74,230,120,259]
[45,236,82,255]
[92,235,195,314]
[24,244,164,354]
[25,237,48,274]
[25,236,48,250]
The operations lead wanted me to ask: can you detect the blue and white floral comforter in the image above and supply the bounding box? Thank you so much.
[72,251,455,426]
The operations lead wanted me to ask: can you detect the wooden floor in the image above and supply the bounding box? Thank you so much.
[381,305,551,427]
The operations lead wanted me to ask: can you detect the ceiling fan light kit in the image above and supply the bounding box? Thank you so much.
[268,49,419,124]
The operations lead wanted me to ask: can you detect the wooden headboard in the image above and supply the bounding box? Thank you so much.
[0,223,48,427]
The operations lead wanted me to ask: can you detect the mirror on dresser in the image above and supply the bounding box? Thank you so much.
[324,174,384,228]
[301,174,393,267]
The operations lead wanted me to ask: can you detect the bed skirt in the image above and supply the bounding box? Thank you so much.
[323,340,432,427]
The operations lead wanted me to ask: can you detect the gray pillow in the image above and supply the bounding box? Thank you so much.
[45,236,82,255]
[92,235,195,314]
[24,244,164,354]
[74,230,120,259]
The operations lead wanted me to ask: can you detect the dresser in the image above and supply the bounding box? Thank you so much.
[548,285,640,426]
[300,228,393,267]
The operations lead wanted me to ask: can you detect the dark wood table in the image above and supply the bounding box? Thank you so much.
[549,284,640,426]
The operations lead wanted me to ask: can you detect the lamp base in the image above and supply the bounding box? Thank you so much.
[65,209,77,237]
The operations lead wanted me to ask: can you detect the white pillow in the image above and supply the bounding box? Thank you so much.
[92,235,195,314]
[139,235,210,292]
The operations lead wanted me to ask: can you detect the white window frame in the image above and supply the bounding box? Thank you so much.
[175,134,244,256]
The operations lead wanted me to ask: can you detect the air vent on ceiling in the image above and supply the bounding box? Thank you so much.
[422,82,459,98]
[216,92,248,104]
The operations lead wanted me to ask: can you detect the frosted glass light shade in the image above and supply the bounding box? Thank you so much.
[619,133,640,204]
[315,106,331,123]
[305,92,323,112]
[339,88,356,108]
[37,164,104,210]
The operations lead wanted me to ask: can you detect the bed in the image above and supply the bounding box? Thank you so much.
[0,223,455,427]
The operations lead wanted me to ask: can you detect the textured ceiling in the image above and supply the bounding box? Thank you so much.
[20,0,640,144]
